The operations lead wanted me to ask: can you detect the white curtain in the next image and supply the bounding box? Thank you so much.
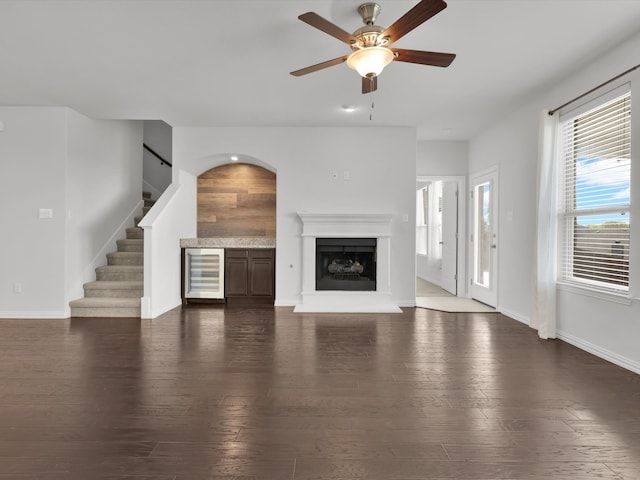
[532,110,559,339]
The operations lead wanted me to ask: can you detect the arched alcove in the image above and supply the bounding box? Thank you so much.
[197,163,276,238]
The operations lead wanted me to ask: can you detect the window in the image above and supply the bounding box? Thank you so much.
[559,90,631,292]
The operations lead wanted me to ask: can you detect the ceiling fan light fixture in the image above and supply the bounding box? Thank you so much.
[346,46,394,78]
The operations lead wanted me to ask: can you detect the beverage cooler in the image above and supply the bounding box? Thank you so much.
[183,248,225,299]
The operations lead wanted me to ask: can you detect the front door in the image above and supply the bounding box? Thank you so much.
[471,168,498,307]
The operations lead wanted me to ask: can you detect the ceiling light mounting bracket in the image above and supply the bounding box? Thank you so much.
[358,3,382,25]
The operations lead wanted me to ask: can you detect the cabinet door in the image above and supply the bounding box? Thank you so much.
[225,250,248,296]
[250,256,274,297]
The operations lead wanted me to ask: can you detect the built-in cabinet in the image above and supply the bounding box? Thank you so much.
[181,247,275,305]
[225,249,275,304]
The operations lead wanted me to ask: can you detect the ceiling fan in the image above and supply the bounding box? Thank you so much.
[290,0,456,94]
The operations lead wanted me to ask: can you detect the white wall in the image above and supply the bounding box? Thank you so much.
[468,31,640,372]
[66,111,143,307]
[417,140,469,177]
[469,113,538,321]
[144,120,172,163]
[142,126,417,315]
[0,107,68,317]
[0,106,142,318]
[140,170,197,319]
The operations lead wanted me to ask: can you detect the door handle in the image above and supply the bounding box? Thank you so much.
[491,244,497,249]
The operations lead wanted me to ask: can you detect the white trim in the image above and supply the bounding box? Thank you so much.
[0,310,68,319]
[395,300,415,308]
[557,329,640,375]
[498,307,530,326]
[274,299,298,307]
[294,295,402,313]
[557,282,633,306]
[296,212,401,313]
[297,212,395,237]
[141,296,152,319]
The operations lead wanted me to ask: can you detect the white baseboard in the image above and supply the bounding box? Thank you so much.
[396,299,417,308]
[141,296,152,319]
[0,310,68,319]
[557,330,640,375]
[498,307,530,326]
[274,299,297,307]
[495,310,640,375]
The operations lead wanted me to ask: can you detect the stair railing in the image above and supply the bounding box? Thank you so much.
[143,143,172,167]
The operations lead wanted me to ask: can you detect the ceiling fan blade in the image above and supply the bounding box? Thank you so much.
[392,48,455,67]
[362,75,378,94]
[298,12,356,45]
[381,0,447,45]
[290,55,350,77]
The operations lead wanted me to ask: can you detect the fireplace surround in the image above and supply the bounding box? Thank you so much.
[295,213,401,313]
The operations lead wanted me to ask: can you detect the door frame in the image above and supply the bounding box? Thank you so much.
[468,166,499,307]
[415,175,467,298]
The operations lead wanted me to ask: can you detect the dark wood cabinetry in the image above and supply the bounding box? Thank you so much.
[225,248,275,305]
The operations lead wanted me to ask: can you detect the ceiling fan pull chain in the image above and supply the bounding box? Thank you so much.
[370,95,375,121]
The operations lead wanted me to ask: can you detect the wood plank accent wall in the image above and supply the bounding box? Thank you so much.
[197,163,276,238]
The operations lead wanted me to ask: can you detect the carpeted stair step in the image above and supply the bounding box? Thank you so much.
[69,192,148,319]
[107,251,143,266]
[117,238,143,252]
[96,265,143,281]
[83,280,143,298]
[126,227,143,239]
[134,215,144,226]
[69,297,141,318]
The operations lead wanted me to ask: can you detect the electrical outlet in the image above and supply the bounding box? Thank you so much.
[13,282,22,294]
[343,170,350,180]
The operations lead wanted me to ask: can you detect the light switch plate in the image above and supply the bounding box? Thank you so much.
[39,208,53,219]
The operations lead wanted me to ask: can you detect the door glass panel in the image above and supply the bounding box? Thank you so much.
[474,182,491,288]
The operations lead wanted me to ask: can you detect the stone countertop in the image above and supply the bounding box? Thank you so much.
[180,238,275,248]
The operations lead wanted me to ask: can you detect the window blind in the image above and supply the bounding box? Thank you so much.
[559,92,631,290]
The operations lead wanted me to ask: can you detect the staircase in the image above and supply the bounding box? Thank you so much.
[69,193,154,318]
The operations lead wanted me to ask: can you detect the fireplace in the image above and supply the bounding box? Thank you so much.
[316,238,376,291]
[295,212,401,313]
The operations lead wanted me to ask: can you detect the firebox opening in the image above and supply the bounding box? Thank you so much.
[315,238,376,291]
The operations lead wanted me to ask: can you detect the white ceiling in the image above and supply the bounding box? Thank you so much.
[1,0,640,140]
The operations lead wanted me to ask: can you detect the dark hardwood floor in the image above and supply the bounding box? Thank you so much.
[1,307,639,479]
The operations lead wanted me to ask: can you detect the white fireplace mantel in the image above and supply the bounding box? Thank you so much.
[295,212,402,313]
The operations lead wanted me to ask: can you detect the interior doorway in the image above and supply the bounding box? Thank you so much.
[415,176,466,300]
